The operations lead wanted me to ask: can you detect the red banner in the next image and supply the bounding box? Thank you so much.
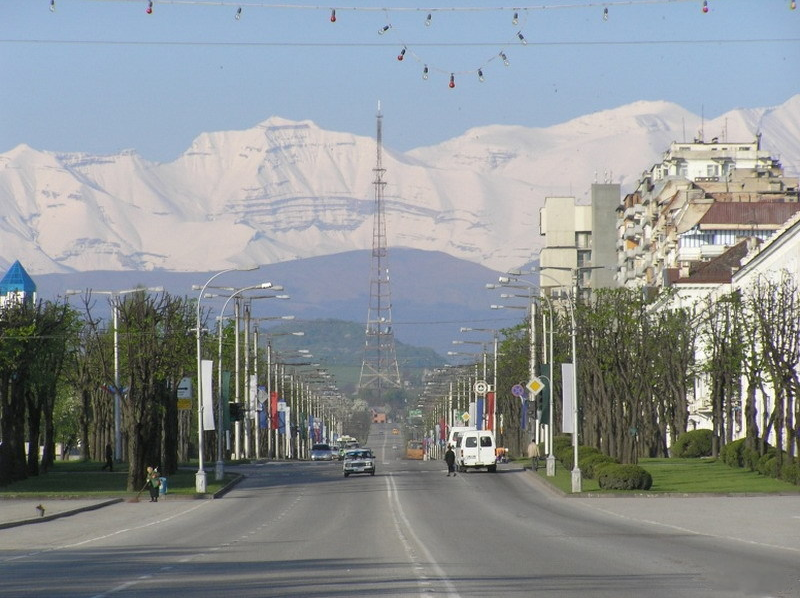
[270,391,279,429]
[485,392,495,430]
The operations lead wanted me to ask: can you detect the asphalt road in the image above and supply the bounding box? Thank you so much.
[1,424,798,597]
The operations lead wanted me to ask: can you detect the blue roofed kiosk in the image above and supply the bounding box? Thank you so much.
[0,261,37,308]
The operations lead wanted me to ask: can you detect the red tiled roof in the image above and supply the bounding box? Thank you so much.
[698,202,800,227]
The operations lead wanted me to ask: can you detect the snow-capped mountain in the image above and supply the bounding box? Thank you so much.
[1,96,798,275]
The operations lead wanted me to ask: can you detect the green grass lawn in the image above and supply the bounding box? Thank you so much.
[0,460,239,498]
[526,457,800,495]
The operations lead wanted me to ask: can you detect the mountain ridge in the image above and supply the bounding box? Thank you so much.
[1,95,798,276]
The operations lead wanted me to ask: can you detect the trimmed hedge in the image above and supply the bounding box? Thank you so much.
[671,429,713,458]
[580,453,619,479]
[719,438,746,468]
[719,437,800,486]
[598,464,653,491]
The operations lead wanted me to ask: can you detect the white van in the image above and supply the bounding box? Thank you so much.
[447,426,476,449]
[455,430,497,472]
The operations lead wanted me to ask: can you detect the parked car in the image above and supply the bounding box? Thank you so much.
[310,443,335,461]
[342,448,376,477]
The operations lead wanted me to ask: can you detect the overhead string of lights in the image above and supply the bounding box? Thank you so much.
[47,0,798,85]
[376,6,534,88]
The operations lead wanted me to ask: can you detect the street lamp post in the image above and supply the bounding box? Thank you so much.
[459,328,498,433]
[212,283,274,480]
[492,280,556,477]
[194,266,258,494]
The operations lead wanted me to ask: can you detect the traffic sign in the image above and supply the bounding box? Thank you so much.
[473,380,489,396]
[526,377,545,395]
[511,384,525,398]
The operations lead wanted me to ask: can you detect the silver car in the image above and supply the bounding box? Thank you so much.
[342,449,376,477]
[310,443,335,461]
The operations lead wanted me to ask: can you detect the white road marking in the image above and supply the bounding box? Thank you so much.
[386,474,460,598]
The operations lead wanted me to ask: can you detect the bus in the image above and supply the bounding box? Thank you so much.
[405,440,424,460]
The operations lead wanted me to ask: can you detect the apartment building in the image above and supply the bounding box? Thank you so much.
[538,183,619,298]
[616,137,799,289]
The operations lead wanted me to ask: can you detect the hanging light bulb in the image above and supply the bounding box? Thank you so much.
[477,69,485,82]
[330,9,336,22]
[702,0,709,13]
[145,0,153,14]
[500,51,510,66]
[49,0,55,11]
[603,7,609,21]
[422,65,429,80]
[517,31,527,45]
[512,11,519,25]
[425,13,432,26]
[449,74,455,89]
[397,47,406,61]
[378,24,391,35]
[235,7,242,20]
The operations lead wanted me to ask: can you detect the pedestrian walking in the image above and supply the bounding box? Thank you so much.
[146,466,161,502]
[101,443,113,472]
[444,444,456,477]
[527,439,540,471]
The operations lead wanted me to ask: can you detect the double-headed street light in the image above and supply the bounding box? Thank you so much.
[212,283,274,480]
[194,266,259,494]
[491,281,557,477]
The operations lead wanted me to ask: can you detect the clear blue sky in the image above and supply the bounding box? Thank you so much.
[2,0,798,162]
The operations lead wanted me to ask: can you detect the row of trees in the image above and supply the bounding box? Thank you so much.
[425,272,799,472]
[0,290,197,490]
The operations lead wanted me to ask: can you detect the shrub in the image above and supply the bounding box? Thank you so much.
[756,448,778,478]
[581,453,618,479]
[779,459,800,486]
[671,429,713,458]
[720,438,746,468]
[598,464,653,491]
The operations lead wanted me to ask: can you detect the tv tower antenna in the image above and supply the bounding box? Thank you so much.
[358,103,401,396]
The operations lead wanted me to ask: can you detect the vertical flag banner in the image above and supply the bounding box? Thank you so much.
[248,374,257,413]
[486,392,495,431]
[521,398,528,430]
[539,364,551,424]
[201,359,215,430]
[562,363,574,433]
[270,391,279,429]
[476,398,484,430]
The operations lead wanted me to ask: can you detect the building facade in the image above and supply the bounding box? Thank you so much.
[616,137,799,289]
[538,183,619,297]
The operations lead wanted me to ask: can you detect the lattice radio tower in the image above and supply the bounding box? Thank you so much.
[358,105,401,396]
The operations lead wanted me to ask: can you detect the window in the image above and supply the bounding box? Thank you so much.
[706,164,719,177]
[480,436,493,447]
[465,437,477,448]
[575,232,591,249]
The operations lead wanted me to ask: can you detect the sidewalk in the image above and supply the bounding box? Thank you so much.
[0,498,123,530]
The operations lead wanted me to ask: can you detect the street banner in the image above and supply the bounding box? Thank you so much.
[476,398,484,430]
[486,392,495,431]
[539,364,551,424]
[201,359,215,430]
[521,399,528,430]
[270,391,279,429]
[248,374,257,413]
[562,363,574,433]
